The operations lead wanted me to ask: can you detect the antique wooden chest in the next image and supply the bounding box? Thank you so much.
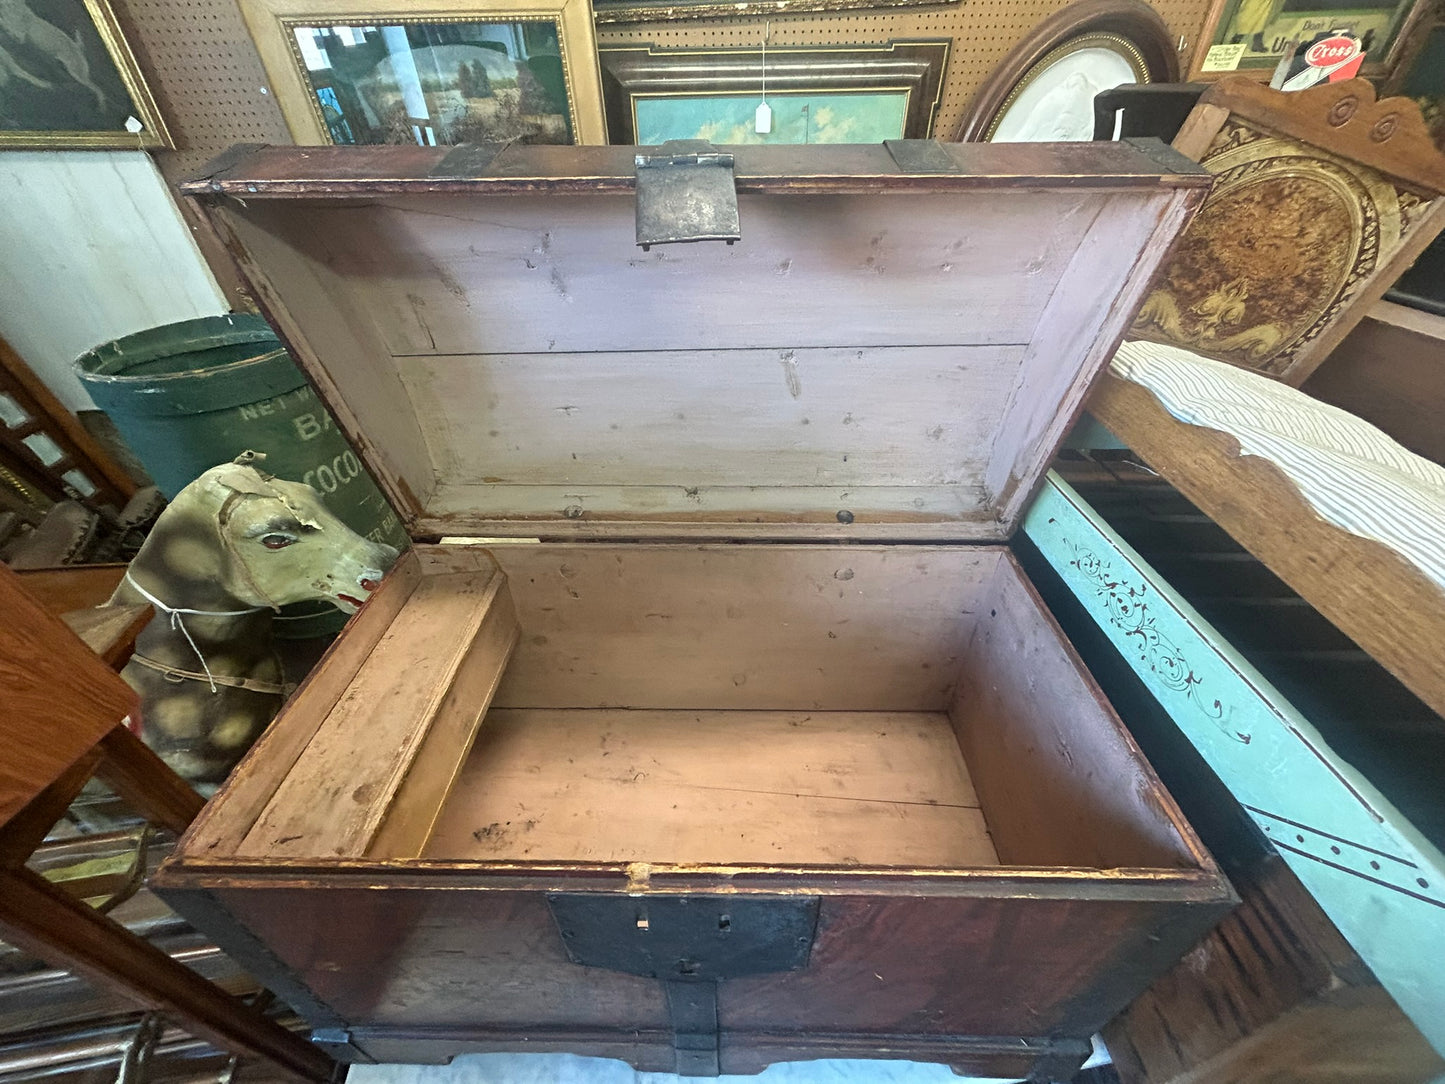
[153,140,1234,1082]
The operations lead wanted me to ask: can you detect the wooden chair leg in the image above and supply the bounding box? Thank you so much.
[93,726,205,835]
[0,866,336,1082]
[0,751,101,868]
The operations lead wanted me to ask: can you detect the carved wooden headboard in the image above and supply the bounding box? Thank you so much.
[1130,77,1445,386]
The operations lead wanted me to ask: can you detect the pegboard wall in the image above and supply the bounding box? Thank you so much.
[110,0,1213,297]
[117,0,291,179]
[597,0,1213,138]
[115,0,1218,162]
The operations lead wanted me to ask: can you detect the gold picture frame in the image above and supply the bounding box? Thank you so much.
[0,0,172,149]
[599,41,951,145]
[237,0,606,146]
[593,0,959,26]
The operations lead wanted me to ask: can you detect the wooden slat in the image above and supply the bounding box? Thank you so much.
[93,728,205,837]
[988,185,1208,526]
[420,483,999,540]
[1089,371,1445,720]
[0,867,333,1082]
[0,337,137,506]
[61,604,152,669]
[398,345,1025,491]
[0,752,102,869]
[239,563,518,858]
[424,708,996,868]
[368,580,519,859]
[0,564,135,826]
[182,141,1212,197]
[180,551,426,856]
[16,565,129,616]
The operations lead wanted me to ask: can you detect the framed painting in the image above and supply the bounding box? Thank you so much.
[593,0,959,26]
[599,41,950,145]
[955,0,1179,142]
[1188,0,1418,79]
[0,0,171,149]
[237,0,606,145]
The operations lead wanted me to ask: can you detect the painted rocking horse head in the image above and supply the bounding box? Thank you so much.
[110,452,399,786]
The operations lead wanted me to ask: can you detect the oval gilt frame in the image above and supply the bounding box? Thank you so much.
[954,0,1180,142]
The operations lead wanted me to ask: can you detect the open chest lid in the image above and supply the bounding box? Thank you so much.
[184,140,1208,542]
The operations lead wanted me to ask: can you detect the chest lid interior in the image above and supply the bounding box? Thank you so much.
[185,141,1208,541]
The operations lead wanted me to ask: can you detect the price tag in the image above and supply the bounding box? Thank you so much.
[755,101,772,135]
[1201,43,1246,71]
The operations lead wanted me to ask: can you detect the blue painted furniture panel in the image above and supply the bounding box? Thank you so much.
[1025,472,1445,1057]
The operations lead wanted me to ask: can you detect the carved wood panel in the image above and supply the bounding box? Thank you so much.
[1131,78,1445,384]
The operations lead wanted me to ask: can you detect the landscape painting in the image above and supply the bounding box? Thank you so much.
[634,90,911,145]
[290,20,573,146]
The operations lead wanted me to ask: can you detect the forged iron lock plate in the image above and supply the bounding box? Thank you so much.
[548,894,819,981]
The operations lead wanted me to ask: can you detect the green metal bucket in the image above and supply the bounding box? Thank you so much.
[75,315,408,638]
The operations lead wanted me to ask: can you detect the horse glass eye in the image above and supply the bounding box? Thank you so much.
[260,534,295,550]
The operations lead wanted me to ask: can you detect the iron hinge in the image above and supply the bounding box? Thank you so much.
[634,141,741,251]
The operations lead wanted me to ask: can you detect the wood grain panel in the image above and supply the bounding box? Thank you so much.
[269,189,1103,358]
[0,564,136,825]
[213,204,438,519]
[484,543,997,711]
[990,186,1206,526]
[398,345,1023,490]
[424,708,995,867]
[210,886,670,1030]
[239,564,517,859]
[204,879,1224,1069]
[950,553,1202,869]
[180,550,426,857]
[1198,77,1445,196]
[723,893,1229,1039]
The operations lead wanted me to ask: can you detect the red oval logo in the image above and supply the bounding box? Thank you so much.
[1306,36,1360,66]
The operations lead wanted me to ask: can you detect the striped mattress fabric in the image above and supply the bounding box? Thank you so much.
[1109,340,1445,594]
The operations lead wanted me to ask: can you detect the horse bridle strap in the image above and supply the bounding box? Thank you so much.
[123,572,267,694]
[128,652,294,697]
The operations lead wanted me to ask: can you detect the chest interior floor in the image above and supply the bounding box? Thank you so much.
[413,543,1201,873]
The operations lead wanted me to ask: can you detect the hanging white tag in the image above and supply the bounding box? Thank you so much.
[755,101,772,135]
[124,115,144,133]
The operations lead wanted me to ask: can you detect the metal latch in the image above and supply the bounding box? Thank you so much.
[634,141,742,251]
[548,894,819,1075]
[310,1028,376,1064]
